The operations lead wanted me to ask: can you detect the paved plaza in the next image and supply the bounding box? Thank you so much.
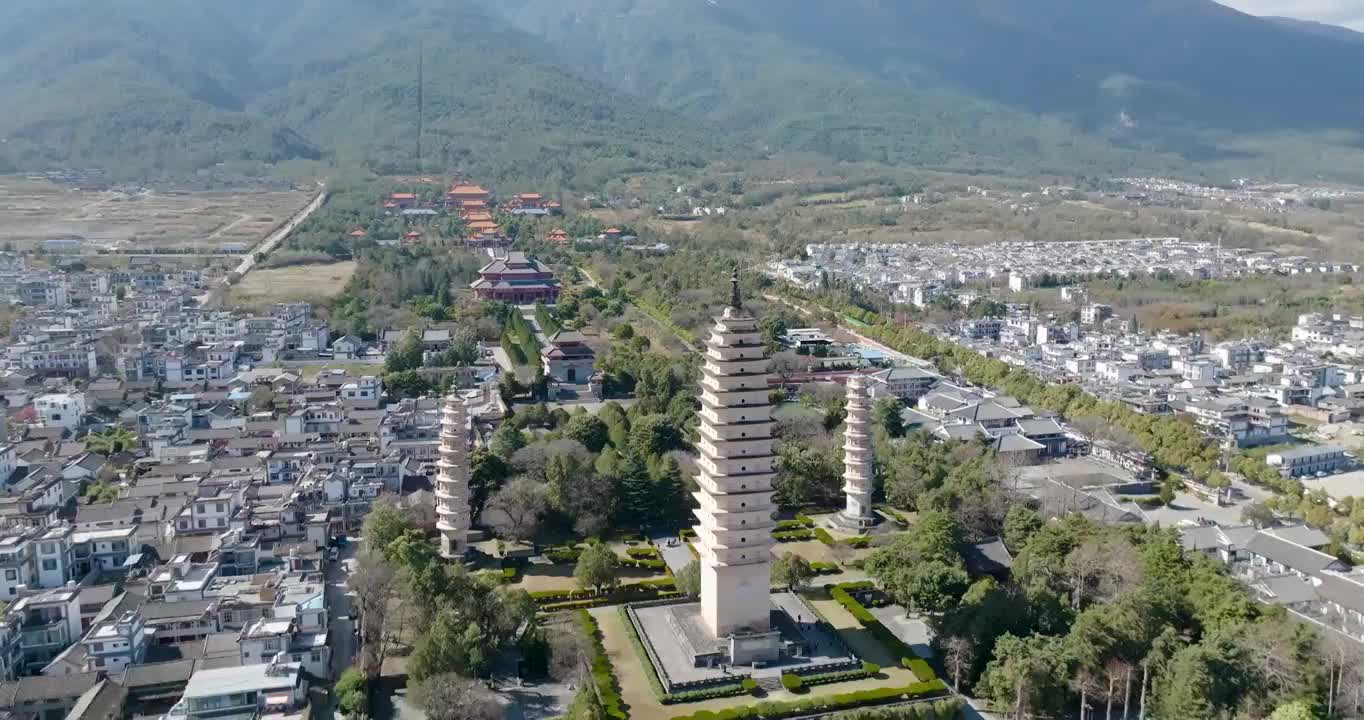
[630,593,857,688]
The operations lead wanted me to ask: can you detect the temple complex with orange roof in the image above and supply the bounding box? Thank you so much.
[446,183,491,211]
[389,192,418,208]
[506,192,550,216]
[470,252,561,304]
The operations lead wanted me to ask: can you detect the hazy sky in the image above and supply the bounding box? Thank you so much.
[1219,0,1364,30]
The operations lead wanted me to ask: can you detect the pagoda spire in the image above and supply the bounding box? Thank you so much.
[729,266,742,310]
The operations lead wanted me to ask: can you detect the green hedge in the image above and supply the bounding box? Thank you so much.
[626,547,661,559]
[543,591,683,612]
[798,668,872,687]
[794,513,814,527]
[616,606,746,704]
[636,577,677,589]
[668,681,950,720]
[679,528,697,540]
[578,611,627,720]
[773,529,815,542]
[621,557,667,570]
[810,562,840,575]
[814,527,835,545]
[780,674,803,692]
[832,585,936,683]
[666,685,748,704]
[836,699,964,720]
[545,546,582,564]
[533,581,677,605]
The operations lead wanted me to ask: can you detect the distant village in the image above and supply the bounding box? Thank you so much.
[771,237,1364,499]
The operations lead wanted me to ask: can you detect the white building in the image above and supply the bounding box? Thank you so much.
[80,611,149,673]
[34,393,86,431]
[436,395,471,559]
[339,376,382,410]
[692,278,778,661]
[170,658,308,720]
[0,446,16,485]
[837,374,875,528]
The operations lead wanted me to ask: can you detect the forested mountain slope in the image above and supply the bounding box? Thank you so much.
[6,0,1364,181]
[488,0,1364,179]
[0,0,723,184]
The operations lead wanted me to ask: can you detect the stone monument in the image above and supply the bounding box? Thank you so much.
[436,393,472,558]
[829,372,881,532]
[692,270,781,664]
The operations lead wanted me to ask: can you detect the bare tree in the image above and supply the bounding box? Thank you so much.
[1066,536,1143,610]
[486,477,549,543]
[410,673,502,720]
[1319,631,1364,719]
[404,490,438,532]
[349,547,399,679]
[770,351,806,389]
[941,634,977,691]
[547,622,592,685]
[513,439,591,483]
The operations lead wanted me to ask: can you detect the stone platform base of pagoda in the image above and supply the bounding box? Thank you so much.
[626,592,861,692]
[824,509,893,535]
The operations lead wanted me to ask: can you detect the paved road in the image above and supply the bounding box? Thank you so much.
[198,184,328,305]
[761,293,912,365]
[327,537,358,681]
[650,534,695,574]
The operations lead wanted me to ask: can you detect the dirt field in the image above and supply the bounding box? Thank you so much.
[224,261,357,309]
[0,177,311,253]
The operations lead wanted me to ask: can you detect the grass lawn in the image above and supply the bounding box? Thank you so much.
[226,261,356,309]
[589,606,923,720]
[513,563,663,594]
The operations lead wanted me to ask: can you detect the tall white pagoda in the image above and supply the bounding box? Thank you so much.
[837,372,877,529]
[693,271,779,652]
[436,394,472,558]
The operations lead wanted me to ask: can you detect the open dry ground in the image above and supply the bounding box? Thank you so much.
[0,177,311,254]
[224,261,357,309]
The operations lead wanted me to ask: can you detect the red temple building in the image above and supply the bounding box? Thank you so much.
[446,183,491,210]
[507,192,549,216]
[470,252,561,304]
[547,228,568,244]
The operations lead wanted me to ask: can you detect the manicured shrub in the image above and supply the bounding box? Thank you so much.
[814,527,835,545]
[620,557,667,570]
[780,673,803,692]
[740,678,758,694]
[862,661,881,675]
[577,611,627,720]
[794,513,813,527]
[667,680,949,720]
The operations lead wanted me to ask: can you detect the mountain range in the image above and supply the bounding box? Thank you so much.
[4,0,1364,183]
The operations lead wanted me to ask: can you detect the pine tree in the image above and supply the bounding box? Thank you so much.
[620,470,655,530]
[655,457,688,527]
